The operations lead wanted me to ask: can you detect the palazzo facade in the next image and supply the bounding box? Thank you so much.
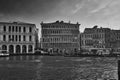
[0,22,37,54]
[81,26,111,52]
[41,21,80,53]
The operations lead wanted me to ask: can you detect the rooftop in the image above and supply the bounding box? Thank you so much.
[41,20,80,25]
[0,21,35,25]
[111,30,120,33]
[84,26,111,33]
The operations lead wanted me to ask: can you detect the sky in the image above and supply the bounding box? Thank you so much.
[0,0,120,36]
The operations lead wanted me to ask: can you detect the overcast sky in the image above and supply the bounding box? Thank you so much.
[0,0,120,34]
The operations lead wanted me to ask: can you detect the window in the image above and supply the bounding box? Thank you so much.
[23,27,26,33]
[9,26,11,32]
[2,45,7,50]
[16,26,18,32]
[19,27,21,32]
[29,27,32,33]
[19,35,21,41]
[29,35,32,41]
[3,35,6,41]
[3,26,6,32]
[16,35,18,41]
[28,45,33,52]
[12,35,14,41]
[12,26,14,32]
[23,35,26,41]
[9,35,11,41]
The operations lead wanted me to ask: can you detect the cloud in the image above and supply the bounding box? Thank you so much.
[103,0,120,15]
[71,3,83,14]
[90,0,112,13]
[55,0,84,15]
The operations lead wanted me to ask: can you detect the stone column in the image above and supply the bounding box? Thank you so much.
[26,45,28,54]
[20,45,22,54]
[6,35,8,42]
[32,45,35,53]
[21,35,23,42]
[14,45,16,54]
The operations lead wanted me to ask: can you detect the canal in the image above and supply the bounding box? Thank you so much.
[0,56,118,80]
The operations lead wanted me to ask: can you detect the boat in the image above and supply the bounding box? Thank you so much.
[34,49,41,55]
[0,50,9,57]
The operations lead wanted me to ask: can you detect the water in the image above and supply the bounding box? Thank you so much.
[0,56,118,80]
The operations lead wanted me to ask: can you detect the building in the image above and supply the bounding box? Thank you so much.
[41,21,80,53]
[34,28,39,49]
[110,30,120,53]
[0,22,37,54]
[81,25,111,53]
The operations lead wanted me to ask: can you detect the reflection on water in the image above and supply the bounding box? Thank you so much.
[0,55,43,80]
[0,56,118,80]
[0,55,42,61]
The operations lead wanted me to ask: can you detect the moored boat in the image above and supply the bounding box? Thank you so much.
[0,50,9,57]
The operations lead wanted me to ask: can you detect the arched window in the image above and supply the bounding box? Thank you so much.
[2,45,7,50]
[28,45,33,52]
[22,45,27,53]
[9,45,14,54]
[16,45,21,53]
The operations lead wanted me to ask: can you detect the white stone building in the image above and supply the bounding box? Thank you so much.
[0,22,37,54]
